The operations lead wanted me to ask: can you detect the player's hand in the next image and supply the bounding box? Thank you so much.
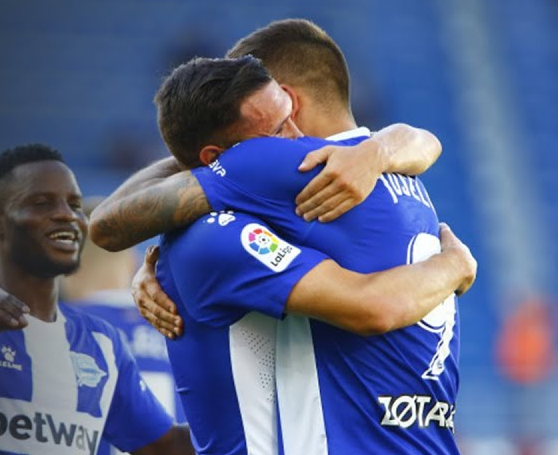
[295,140,387,222]
[0,287,29,331]
[439,223,477,296]
[132,245,183,340]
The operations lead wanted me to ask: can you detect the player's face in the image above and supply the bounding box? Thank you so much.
[236,80,303,140]
[0,161,87,278]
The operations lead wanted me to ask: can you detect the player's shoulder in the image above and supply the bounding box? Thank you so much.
[59,303,123,341]
[228,136,333,156]
[67,290,135,310]
[163,211,266,246]
[160,211,272,265]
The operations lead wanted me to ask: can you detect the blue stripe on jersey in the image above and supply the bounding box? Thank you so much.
[158,271,249,455]
[157,212,327,455]
[0,304,173,455]
[60,307,109,418]
[0,330,32,401]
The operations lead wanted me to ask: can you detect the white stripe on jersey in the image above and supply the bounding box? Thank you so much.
[25,311,78,411]
[276,316,328,455]
[229,312,278,455]
[141,372,177,418]
[0,309,121,455]
[0,398,103,455]
[92,332,119,417]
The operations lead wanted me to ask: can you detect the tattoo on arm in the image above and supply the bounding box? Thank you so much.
[92,172,211,251]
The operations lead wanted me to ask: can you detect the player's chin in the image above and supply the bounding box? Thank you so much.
[59,258,81,276]
[43,256,81,278]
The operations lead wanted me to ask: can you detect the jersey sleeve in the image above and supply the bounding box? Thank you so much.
[157,211,329,327]
[102,330,174,452]
[192,136,337,212]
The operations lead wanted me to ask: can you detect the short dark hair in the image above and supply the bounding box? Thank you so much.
[227,19,351,113]
[0,143,64,181]
[154,55,273,167]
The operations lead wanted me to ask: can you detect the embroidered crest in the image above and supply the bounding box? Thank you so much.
[70,351,107,387]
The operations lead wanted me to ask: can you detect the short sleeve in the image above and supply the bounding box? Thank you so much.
[192,136,366,223]
[102,331,174,452]
[157,211,329,327]
[192,137,329,211]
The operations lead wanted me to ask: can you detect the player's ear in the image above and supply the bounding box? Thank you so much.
[199,145,225,166]
[280,84,300,120]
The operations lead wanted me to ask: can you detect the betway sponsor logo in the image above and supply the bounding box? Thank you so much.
[378,395,455,432]
[0,411,99,455]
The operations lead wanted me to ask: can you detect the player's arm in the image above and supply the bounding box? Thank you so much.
[90,125,439,251]
[132,424,195,455]
[0,286,30,331]
[137,223,476,338]
[295,123,442,222]
[103,324,196,454]
[286,224,475,335]
[89,157,211,252]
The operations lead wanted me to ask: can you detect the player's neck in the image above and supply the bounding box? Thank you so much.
[320,118,359,138]
[0,262,59,322]
[302,108,357,139]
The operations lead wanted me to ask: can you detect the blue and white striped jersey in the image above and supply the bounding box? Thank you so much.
[67,290,186,455]
[156,212,328,455]
[0,303,173,455]
[191,129,461,455]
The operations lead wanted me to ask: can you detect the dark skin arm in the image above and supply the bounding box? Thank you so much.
[132,424,195,455]
[90,124,441,252]
[0,287,30,331]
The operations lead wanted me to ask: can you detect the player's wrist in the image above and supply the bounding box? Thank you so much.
[440,247,469,283]
[359,137,391,173]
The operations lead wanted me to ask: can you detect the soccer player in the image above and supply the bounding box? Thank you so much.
[89,53,475,455]
[0,144,194,455]
[61,197,186,455]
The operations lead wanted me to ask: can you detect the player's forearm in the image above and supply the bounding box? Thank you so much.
[287,252,462,336]
[360,249,466,334]
[288,247,469,336]
[90,165,211,252]
[103,157,183,208]
[371,123,442,175]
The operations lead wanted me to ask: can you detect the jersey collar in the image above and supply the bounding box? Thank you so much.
[327,126,371,141]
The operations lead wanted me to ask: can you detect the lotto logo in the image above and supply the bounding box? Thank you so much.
[247,227,279,255]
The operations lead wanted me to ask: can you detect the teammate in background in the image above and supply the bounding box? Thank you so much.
[61,197,186,455]
[89,48,475,455]
[0,144,194,455]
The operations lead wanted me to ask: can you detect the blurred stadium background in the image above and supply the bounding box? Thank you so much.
[0,1,556,454]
